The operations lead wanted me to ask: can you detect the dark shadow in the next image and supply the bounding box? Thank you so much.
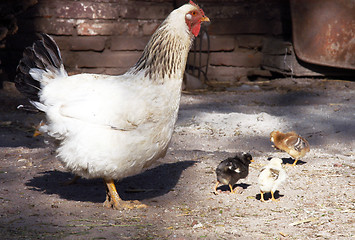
[0,88,45,148]
[0,3,38,86]
[281,157,306,165]
[215,182,251,193]
[280,0,292,41]
[25,161,196,203]
[255,190,284,201]
[0,124,46,148]
[237,182,251,189]
[296,58,355,78]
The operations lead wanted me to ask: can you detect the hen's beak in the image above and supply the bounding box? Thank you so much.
[201,16,210,22]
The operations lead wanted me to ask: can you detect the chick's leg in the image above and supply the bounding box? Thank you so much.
[260,190,266,202]
[271,191,279,202]
[229,184,235,193]
[33,121,45,137]
[103,179,147,210]
[214,181,220,193]
[292,158,299,166]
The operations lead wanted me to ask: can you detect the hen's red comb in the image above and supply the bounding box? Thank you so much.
[189,1,205,15]
[189,0,198,7]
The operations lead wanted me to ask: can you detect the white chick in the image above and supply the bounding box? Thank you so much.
[258,158,287,202]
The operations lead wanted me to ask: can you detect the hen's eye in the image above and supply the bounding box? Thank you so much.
[192,11,197,15]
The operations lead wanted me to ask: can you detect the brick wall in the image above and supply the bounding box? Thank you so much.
[0,0,291,86]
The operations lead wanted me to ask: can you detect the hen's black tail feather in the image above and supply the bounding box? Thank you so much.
[15,33,65,101]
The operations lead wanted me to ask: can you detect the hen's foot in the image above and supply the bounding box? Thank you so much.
[103,198,147,210]
[104,179,147,210]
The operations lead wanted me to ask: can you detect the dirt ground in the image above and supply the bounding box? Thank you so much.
[0,78,354,239]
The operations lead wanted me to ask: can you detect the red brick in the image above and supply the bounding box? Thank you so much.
[192,35,235,52]
[66,68,106,75]
[66,51,141,68]
[105,68,129,75]
[77,21,116,36]
[18,18,74,35]
[210,51,262,67]
[142,22,161,36]
[236,35,264,49]
[208,18,270,35]
[208,66,259,82]
[120,3,173,20]
[54,36,107,51]
[77,20,139,36]
[71,37,107,51]
[56,2,119,19]
[25,1,119,19]
[126,22,141,36]
[111,36,150,51]
[51,36,71,50]
[187,53,209,67]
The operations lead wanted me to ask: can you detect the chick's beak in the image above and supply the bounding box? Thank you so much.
[251,159,255,162]
[200,16,210,22]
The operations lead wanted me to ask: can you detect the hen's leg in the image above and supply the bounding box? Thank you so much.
[103,179,147,210]
[103,179,121,209]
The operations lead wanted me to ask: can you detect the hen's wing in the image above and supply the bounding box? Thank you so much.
[39,74,151,136]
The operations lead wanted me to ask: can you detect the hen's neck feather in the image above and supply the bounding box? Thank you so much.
[129,11,193,82]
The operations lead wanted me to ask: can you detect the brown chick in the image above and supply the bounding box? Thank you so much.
[270,131,310,166]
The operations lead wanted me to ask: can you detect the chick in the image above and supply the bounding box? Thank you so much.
[215,152,253,194]
[270,130,310,166]
[258,157,287,202]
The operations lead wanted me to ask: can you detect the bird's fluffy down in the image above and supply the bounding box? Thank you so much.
[23,3,205,180]
[270,131,310,159]
[258,158,287,194]
[215,152,253,189]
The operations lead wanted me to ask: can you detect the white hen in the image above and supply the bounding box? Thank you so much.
[15,1,209,209]
[258,158,287,202]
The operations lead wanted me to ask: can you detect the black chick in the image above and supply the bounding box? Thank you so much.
[215,152,254,194]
